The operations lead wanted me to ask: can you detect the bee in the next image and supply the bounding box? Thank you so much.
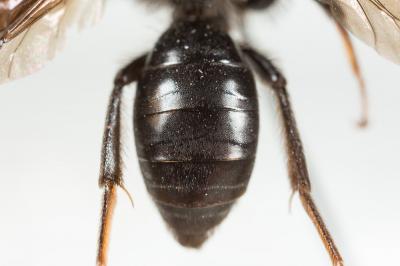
[0,1,399,266]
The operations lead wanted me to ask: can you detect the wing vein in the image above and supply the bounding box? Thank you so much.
[356,0,378,46]
[372,0,400,20]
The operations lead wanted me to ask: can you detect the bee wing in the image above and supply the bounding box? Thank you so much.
[0,0,103,84]
[325,0,400,64]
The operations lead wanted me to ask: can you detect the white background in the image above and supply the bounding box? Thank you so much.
[0,0,399,265]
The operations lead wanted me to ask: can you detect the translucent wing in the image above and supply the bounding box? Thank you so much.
[0,0,103,84]
[324,0,400,64]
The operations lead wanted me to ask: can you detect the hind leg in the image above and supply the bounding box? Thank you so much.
[242,47,344,266]
[97,54,147,266]
[317,1,368,127]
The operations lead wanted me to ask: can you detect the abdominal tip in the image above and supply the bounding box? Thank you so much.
[176,232,208,249]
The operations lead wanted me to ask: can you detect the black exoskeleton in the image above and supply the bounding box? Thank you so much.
[135,18,259,247]
[97,1,344,266]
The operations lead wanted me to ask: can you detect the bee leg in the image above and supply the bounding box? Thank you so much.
[242,47,344,266]
[317,1,368,127]
[335,23,368,127]
[97,54,147,266]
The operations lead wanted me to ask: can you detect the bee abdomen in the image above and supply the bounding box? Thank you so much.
[133,21,259,245]
[134,58,259,246]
